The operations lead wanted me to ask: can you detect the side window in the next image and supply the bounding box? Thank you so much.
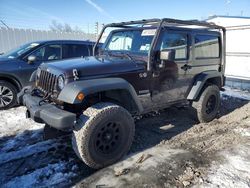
[31,44,62,61]
[63,44,90,59]
[159,32,188,60]
[195,35,219,59]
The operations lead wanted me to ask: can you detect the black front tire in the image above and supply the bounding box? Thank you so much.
[192,85,220,123]
[72,102,135,169]
[0,81,17,110]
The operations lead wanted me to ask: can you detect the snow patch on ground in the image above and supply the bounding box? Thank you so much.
[0,107,78,188]
[235,127,250,137]
[202,102,250,188]
[0,129,42,152]
[204,146,250,188]
[3,161,77,188]
[0,107,43,137]
[0,107,44,153]
[0,139,59,165]
[222,87,250,101]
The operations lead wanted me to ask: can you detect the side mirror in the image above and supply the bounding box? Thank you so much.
[159,49,175,68]
[27,55,36,64]
[160,49,175,61]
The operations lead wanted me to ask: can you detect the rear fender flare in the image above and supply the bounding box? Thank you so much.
[187,71,223,100]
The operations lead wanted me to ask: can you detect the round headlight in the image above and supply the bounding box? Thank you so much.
[58,75,65,90]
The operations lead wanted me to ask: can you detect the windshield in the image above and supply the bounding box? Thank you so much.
[2,42,40,59]
[104,29,156,54]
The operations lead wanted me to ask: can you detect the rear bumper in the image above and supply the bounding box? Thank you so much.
[18,88,76,131]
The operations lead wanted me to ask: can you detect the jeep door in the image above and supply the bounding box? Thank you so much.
[151,29,193,105]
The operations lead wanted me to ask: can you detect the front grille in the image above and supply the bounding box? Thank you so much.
[37,70,57,94]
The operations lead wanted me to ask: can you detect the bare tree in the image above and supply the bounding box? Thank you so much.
[49,20,83,32]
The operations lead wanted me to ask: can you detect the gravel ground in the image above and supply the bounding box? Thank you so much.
[0,89,249,188]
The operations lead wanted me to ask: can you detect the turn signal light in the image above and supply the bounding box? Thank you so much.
[77,92,84,101]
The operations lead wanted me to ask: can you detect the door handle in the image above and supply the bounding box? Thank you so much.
[181,64,192,71]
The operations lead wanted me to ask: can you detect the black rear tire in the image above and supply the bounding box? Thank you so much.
[72,102,135,169]
[192,85,220,123]
[0,80,17,110]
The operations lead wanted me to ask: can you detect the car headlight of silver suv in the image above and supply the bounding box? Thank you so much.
[58,75,65,90]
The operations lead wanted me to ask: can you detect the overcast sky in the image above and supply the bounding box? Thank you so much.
[0,0,249,32]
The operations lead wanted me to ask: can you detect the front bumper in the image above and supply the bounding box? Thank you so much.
[18,88,76,131]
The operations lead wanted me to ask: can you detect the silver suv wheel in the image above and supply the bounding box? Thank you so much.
[0,85,14,107]
[0,81,17,110]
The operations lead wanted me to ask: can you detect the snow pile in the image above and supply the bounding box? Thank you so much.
[0,107,44,154]
[0,107,43,137]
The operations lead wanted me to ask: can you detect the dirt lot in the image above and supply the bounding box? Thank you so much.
[0,89,249,187]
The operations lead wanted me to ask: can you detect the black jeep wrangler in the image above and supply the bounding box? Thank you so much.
[19,18,226,169]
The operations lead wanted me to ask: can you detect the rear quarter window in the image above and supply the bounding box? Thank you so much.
[194,35,220,59]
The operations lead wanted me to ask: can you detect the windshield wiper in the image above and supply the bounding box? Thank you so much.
[107,51,136,63]
[120,52,134,61]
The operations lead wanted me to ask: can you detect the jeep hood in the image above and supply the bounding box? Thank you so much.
[40,56,145,79]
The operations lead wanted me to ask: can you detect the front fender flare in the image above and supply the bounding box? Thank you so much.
[58,78,143,113]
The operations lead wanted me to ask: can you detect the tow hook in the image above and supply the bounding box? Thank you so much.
[26,110,31,118]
